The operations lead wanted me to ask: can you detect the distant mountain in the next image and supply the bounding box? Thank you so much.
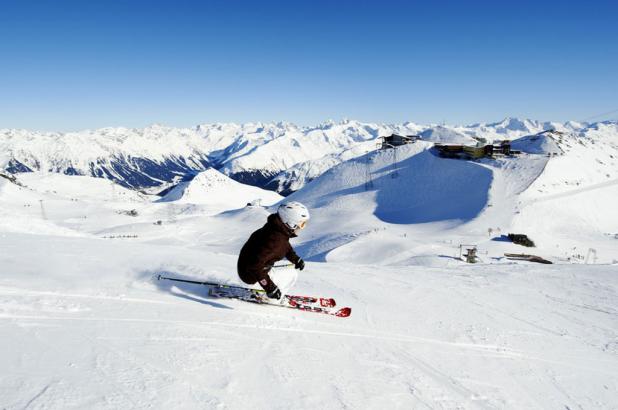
[215,120,423,187]
[264,140,379,195]
[159,168,282,211]
[0,120,421,190]
[0,125,213,188]
[419,126,474,144]
[1,118,613,195]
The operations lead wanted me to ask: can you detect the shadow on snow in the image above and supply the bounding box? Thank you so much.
[321,149,493,225]
[142,270,233,310]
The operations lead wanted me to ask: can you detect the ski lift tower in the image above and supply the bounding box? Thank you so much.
[364,151,374,190]
[377,134,420,179]
[382,142,399,178]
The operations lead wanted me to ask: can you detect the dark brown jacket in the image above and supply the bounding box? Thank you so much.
[237,213,301,292]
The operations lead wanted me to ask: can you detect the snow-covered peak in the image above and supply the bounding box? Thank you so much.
[511,132,563,155]
[487,117,541,133]
[564,120,587,130]
[159,168,282,212]
[420,126,474,144]
[2,118,614,195]
[580,120,618,142]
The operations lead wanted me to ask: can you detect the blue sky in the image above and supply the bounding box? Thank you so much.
[1,0,617,131]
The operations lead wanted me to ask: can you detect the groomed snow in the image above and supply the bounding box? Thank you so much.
[1,230,617,409]
[1,125,617,409]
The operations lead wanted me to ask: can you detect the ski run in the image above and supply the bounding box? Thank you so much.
[1,118,617,409]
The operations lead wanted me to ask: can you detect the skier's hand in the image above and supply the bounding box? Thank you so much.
[295,259,305,271]
[266,286,282,300]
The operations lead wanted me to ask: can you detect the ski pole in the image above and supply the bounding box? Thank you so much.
[156,274,265,292]
[272,263,295,268]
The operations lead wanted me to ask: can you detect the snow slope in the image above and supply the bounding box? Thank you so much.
[512,122,618,262]
[420,126,476,144]
[265,140,379,194]
[18,172,145,202]
[159,168,282,212]
[287,126,617,265]
[1,124,617,409]
[0,200,617,409]
[285,142,545,265]
[0,174,94,237]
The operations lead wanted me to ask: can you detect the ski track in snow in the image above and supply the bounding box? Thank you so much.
[2,284,616,371]
[0,312,546,357]
[522,177,618,204]
[2,262,617,410]
[2,124,618,409]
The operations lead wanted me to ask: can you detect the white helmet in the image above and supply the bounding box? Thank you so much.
[278,202,310,231]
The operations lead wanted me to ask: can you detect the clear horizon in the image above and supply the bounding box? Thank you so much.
[1,0,617,132]
[3,116,617,134]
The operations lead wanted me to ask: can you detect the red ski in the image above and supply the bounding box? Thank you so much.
[208,286,351,318]
[286,303,351,317]
[286,295,336,308]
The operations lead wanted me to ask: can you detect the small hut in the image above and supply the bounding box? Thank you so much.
[380,134,420,149]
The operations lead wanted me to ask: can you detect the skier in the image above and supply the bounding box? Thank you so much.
[237,202,309,300]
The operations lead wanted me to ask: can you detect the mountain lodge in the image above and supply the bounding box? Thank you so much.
[379,134,421,149]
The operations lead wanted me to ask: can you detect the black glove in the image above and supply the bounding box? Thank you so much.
[266,286,282,300]
[295,259,305,271]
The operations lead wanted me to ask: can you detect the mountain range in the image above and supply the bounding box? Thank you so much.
[0,118,610,195]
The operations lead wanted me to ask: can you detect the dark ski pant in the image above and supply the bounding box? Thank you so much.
[238,268,277,293]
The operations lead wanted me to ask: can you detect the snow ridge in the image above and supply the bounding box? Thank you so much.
[1,119,615,194]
